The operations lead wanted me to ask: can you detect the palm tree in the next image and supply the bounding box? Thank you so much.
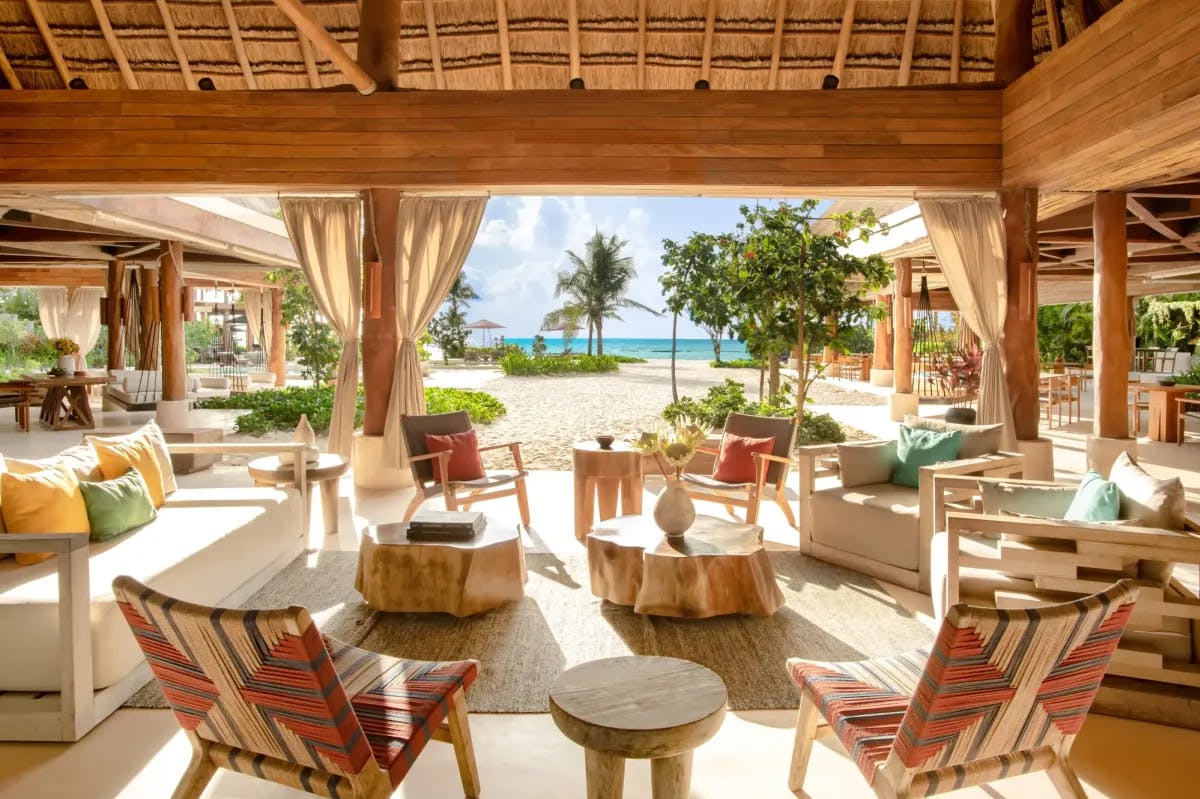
[446,274,479,316]
[545,232,658,356]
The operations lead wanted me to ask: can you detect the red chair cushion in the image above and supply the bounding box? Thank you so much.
[424,430,486,483]
[711,434,775,484]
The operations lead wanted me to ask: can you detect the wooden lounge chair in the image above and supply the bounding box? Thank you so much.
[683,412,797,527]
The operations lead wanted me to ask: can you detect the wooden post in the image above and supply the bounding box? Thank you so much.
[159,242,186,402]
[105,260,125,371]
[137,265,159,371]
[1093,191,1130,440]
[269,287,286,386]
[873,295,893,370]
[182,287,195,322]
[893,260,913,394]
[1002,187,1041,441]
[993,0,1034,86]
[821,315,838,365]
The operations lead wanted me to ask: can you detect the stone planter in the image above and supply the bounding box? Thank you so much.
[944,407,977,425]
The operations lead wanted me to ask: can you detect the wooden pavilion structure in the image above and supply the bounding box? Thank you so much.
[0,0,1196,482]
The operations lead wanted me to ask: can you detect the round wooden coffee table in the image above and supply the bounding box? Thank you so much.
[573,441,644,540]
[247,453,348,535]
[549,656,727,799]
[355,520,526,616]
[587,514,784,618]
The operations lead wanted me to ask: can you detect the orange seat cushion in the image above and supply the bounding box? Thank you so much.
[712,434,775,484]
[424,430,486,483]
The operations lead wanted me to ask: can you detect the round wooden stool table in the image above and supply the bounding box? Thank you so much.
[549,656,727,799]
[247,453,348,535]
[355,520,526,616]
[573,441,644,540]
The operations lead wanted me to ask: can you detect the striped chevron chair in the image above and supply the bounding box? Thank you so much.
[113,576,480,799]
[787,580,1137,799]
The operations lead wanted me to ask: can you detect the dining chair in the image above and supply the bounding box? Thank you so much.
[1178,397,1200,446]
[113,576,481,799]
[0,380,35,431]
[787,580,1138,799]
[1130,384,1151,435]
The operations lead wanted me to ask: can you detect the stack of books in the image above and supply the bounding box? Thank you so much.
[408,510,486,541]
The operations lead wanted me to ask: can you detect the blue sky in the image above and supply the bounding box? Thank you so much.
[459,196,798,339]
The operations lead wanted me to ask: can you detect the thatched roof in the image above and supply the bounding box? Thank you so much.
[0,0,1123,92]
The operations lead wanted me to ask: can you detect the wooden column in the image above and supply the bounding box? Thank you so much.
[1002,187,1041,441]
[269,287,286,386]
[893,260,914,394]
[1093,191,1131,439]
[137,265,159,370]
[993,0,1034,86]
[182,287,195,322]
[105,259,125,371]
[159,242,186,402]
[873,295,894,370]
[821,316,838,365]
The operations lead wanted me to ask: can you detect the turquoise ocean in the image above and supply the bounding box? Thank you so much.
[502,337,749,361]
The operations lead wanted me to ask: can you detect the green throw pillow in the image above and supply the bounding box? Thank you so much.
[1064,471,1121,522]
[79,468,157,542]
[891,425,963,488]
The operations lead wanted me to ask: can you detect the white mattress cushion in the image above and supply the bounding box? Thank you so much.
[0,486,303,692]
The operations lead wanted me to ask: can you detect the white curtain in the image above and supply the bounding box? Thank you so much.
[919,198,1015,449]
[38,287,105,358]
[382,196,488,466]
[279,197,363,458]
[242,288,272,360]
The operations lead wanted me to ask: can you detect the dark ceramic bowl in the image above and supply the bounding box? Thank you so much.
[1159,378,1177,386]
[595,434,616,450]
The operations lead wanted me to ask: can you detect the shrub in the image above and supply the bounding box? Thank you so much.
[425,386,507,423]
[709,358,764,369]
[661,378,846,446]
[499,350,620,375]
[610,355,647,364]
[795,412,845,446]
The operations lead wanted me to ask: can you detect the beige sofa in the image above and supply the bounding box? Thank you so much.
[796,417,1024,593]
[0,441,309,742]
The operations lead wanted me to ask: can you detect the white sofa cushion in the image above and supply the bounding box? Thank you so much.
[121,370,161,394]
[0,486,303,692]
[810,481,920,571]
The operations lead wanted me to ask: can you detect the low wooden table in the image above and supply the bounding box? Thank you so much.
[24,373,111,430]
[573,441,644,540]
[549,656,727,799]
[355,520,526,616]
[587,514,783,618]
[1142,384,1200,443]
[247,453,348,534]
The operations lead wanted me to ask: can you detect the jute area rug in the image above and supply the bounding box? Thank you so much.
[128,548,932,712]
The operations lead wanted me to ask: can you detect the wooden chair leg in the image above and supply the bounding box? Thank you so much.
[171,749,217,799]
[446,687,481,798]
[515,476,531,529]
[788,693,820,794]
[776,487,797,528]
[445,487,460,512]
[403,489,425,522]
[1047,756,1089,799]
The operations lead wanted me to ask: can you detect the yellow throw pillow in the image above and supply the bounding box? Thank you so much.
[87,421,177,497]
[0,465,91,566]
[89,437,166,508]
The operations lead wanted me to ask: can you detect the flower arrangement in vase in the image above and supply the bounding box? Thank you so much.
[49,337,80,375]
[631,418,707,538]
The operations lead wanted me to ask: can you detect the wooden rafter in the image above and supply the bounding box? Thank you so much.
[423,0,445,89]
[636,0,647,89]
[220,0,258,90]
[298,35,321,88]
[88,0,138,89]
[495,0,512,89]
[700,0,717,83]
[767,0,786,90]
[1127,197,1200,253]
[153,0,194,90]
[832,0,857,82]
[567,0,581,80]
[1045,0,1063,49]
[950,0,964,81]
[271,0,376,94]
[898,0,922,86]
[0,39,20,89]
[23,0,71,87]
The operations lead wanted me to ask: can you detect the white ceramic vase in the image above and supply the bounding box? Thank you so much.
[653,478,696,539]
[56,354,75,374]
[281,414,320,465]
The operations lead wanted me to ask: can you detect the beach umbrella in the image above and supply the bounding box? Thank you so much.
[467,318,505,346]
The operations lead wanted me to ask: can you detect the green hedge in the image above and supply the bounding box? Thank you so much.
[709,358,764,369]
[662,378,845,446]
[610,355,648,364]
[499,350,620,375]
[197,385,505,435]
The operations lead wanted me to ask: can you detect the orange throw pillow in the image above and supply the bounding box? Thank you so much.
[712,434,776,484]
[424,430,486,483]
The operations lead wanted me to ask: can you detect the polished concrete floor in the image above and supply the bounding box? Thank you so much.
[0,397,1196,798]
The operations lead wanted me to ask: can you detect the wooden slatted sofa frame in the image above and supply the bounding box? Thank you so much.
[0,441,309,742]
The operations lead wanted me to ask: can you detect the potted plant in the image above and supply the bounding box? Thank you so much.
[49,337,80,375]
[931,347,982,424]
[631,418,707,538]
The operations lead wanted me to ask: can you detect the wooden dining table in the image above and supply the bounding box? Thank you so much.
[23,373,113,431]
[1140,383,1200,443]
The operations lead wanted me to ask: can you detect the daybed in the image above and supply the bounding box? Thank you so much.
[796,416,1024,593]
[104,370,231,410]
[0,437,308,742]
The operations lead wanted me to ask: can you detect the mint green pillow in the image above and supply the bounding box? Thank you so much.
[1064,471,1121,522]
[79,468,157,542]
[891,426,963,488]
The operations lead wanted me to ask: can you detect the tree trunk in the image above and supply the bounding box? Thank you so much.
[795,297,807,419]
[587,320,594,355]
[758,360,765,403]
[671,312,679,402]
[709,330,721,362]
[768,354,781,401]
[596,320,604,356]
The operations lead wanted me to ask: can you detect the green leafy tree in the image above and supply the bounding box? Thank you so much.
[1037,303,1093,361]
[268,269,339,387]
[446,274,479,316]
[531,334,548,356]
[428,306,470,363]
[0,316,25,356]
[1135,293,1200,351]
[544,231,659,356]
[0,289,40,322]
[660,232,736,400]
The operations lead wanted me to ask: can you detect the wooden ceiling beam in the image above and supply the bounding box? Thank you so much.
[0,226,143,244]
[949,0,964,82]
[1126,196,1200,251]
[1130,183,1200,199]
[298,35,321,89]
[271,0,376,94]
[0,35,22,89]
[496,0,513,90]
[153,0,195,90]
[88,0,138,89]
[0,268,105,288]
[422,0,446,90]
[636,0,647,90]
[220,0,258,90]
[700,0,717,84]
[567,0,581,81]
[767,0,786,90]
[898,0,922,86]
[23,0,71,88]
[1045,0,1063,50]
[832,0,857,83]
